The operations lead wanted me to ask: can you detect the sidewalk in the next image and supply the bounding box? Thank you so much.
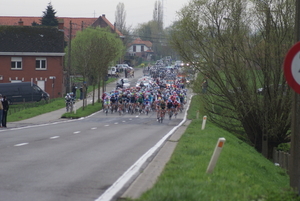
[7,68,144,128]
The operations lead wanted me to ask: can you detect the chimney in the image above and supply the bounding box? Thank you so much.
[18,19,23,26]
[58,18,64,31]
[102,14,105,18]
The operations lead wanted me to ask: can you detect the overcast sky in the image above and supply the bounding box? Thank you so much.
[1,0,191,28]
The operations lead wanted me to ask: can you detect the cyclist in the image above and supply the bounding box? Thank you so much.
[157,99,166,121]
[103,96,110,114]
[167,99,174,119]
[65,93,73,112]
[173,100,180,116]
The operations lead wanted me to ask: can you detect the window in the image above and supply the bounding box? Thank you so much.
[141,45,144,52]
[11,57,22,69]
[36,57,47,69]
[133,45,136,52]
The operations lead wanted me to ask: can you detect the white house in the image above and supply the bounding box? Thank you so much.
[127,38,153,60]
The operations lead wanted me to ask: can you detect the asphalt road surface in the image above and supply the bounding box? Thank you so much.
[0,108,185,201]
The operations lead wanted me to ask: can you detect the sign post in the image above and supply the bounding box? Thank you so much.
[284,2,300,192]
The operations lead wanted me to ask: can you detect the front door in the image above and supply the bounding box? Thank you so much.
[37,80,45,91]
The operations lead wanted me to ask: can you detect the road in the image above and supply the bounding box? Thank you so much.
[0,104,185,201]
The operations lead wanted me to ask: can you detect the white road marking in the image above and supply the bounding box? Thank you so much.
[50,136,60,139]
[122,121,126,123]
[91,127,97,130]
[95,94,194,201]
[14,143,28,147]
[104,125,109,127]
[135,116,139,118]
[73,131,81,134]
[114,122,118,125]
[129,119,132,121]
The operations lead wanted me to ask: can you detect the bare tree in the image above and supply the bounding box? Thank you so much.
[115,2,126,34]
[169,0,295,158]
[153,0,163,31]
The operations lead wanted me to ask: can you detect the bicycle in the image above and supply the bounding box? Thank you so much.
[144,104,151,115]
[168,108,174,120]
[158,109,166,123]
[117,103,123,115]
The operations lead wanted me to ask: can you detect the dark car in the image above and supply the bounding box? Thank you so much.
[0,82,49,104]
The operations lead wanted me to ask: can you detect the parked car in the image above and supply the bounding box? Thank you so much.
[116,64,131,71]
[107,66,118,77]
[0,82,49,104]
[116,78,130,88]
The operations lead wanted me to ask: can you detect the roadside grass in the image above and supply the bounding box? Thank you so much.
[7,98,66,122]
[128,95,297,201]
[61,101,102,119]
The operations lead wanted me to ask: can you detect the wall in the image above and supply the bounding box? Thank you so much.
[0,55,64,98]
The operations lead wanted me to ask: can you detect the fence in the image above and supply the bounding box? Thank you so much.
[273,148,290,171]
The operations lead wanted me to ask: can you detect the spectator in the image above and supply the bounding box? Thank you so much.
[72,83,77,98]
[1,95,9,128]
[79,87,83,100]
[0,94,3,127]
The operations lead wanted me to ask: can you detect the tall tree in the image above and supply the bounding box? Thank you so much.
[153,0,163,30]
[115,2,126,33]
[68,27,124,105]
[170,0,294,158]
[40,2,58,26]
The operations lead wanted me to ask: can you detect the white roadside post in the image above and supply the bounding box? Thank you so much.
[74,102,76,114]
[206,137,226,174]
[201,116,207,130]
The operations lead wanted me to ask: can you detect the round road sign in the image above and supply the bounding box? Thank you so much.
[284,41,300,94]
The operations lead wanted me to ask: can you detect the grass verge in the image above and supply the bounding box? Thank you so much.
[127,95,297,201]
[7,98,65,122]
[61,101,102,119]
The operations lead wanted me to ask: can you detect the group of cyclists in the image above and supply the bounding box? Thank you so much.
[101,68,188,123]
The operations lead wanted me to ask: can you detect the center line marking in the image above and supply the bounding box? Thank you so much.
[74,131,81,134]
[122,121,126,122]
[105,125,109,127]
[14,143,28,147]
[50,136,60,139]
[114,122,118,124]
[91,127,97,130]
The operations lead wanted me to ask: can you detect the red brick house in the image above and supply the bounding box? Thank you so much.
[0,16,124,98]
[0,25,65,99]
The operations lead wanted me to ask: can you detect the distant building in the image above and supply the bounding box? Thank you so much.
[127,38,153,60]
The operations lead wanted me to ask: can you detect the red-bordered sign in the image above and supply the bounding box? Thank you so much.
[284,41,300,94]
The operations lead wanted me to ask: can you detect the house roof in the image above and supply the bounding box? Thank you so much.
[91,14,124,37]
[0,26,64,53]
[0,16,123,39]
[130,38,152,48]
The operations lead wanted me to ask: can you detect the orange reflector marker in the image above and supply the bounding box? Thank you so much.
[201,116,207,130]
[218,141,224,148]
[206,138,226,174]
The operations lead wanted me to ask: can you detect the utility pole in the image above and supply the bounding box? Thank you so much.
[66,20,72,93]
[289,0,300,194]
